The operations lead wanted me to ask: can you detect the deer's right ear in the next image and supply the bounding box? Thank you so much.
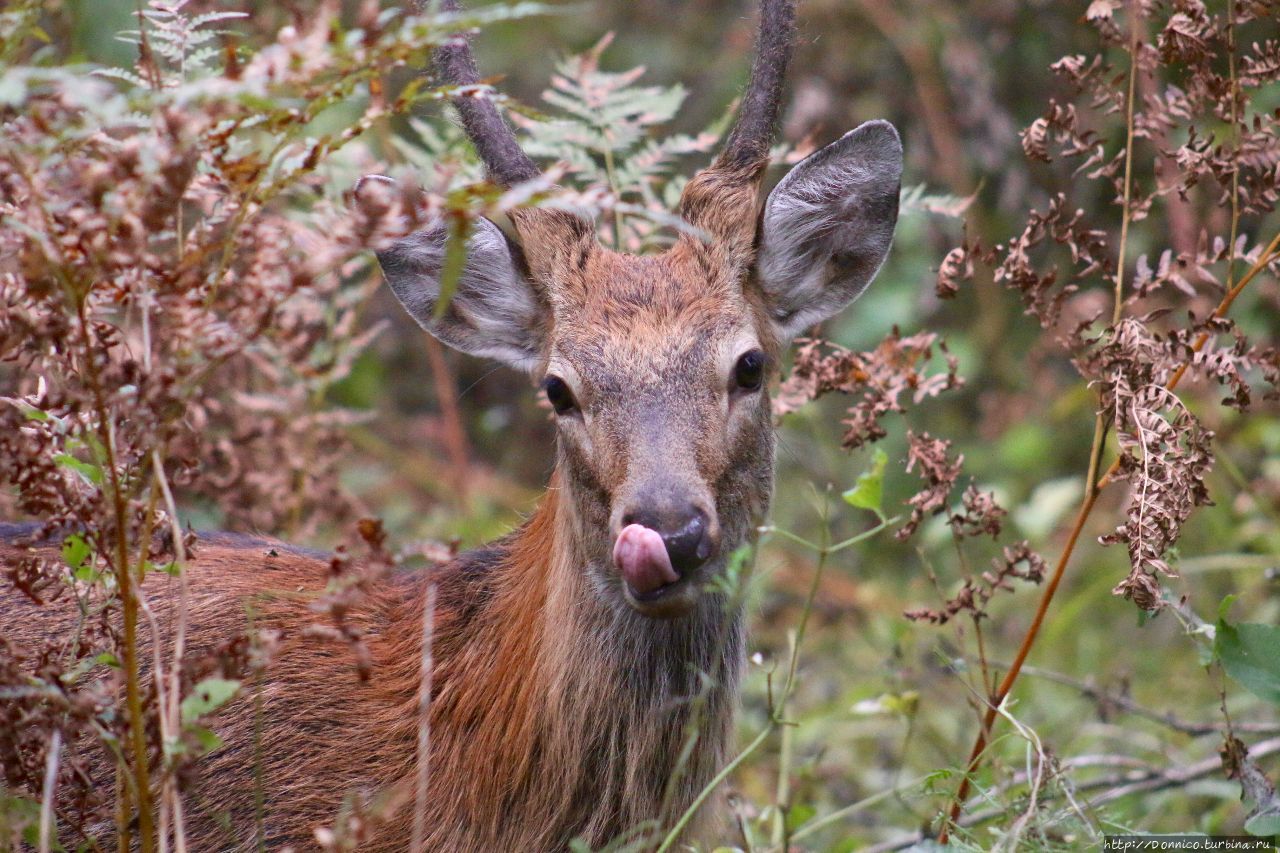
[377,217,549,371]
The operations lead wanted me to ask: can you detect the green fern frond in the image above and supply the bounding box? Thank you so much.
[510,34,722,250]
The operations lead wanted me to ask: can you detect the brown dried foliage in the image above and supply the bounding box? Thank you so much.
[0,1,492,845]
[904,542,1046,626]
[776,329,961,448]
[937,0,1280,613]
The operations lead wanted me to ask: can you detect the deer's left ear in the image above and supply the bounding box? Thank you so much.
[377,217,549,371]
[755,120,903,342]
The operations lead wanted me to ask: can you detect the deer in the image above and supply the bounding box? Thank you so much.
[0,0,902,848]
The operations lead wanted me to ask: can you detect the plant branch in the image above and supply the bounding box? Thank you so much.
[152,452,190,853]
[789,774,931,843]
[76,296,156,852]
[38,729,62,853]
[872,736,1280,853]
[656,725,772,853]
[1009,663,1280,736]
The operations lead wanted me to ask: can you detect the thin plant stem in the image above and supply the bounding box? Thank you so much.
[152,452,190,853]
[1225,0,1240,290]
[410,584,437,853]
[760,517,895,556]
[1163,230,1280,395]
[1111,9,1141,328]
[780,496,832,698]
[603,144,624,250]
[771,717,794,850]
[39,730,62,853]
[789,773,931,842]
[655,725,772,853]
[75,295,156,852]
[117,771,130,853]
[972,616,992,698]
[828,520,898,553]
[423,337,471,502]
[131,487,171,853]
[659,512,893,852]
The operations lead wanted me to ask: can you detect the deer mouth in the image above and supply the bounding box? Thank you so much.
[614,524,680,596]
[612,524,699,616]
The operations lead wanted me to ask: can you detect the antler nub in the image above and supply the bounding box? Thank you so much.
[716,0,798,173]
[432,0,540,187]
[675,0,799,261]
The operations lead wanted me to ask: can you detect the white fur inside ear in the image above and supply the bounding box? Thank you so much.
[757,120,903,342]
[378,217,547,371]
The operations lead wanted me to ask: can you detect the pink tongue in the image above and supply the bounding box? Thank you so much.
[613,524,679,595]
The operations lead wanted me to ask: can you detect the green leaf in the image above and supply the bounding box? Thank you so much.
[61,534,90,570]
[54,453,103,485]
[73,563,102,584]
[187,726,225,757]
[842,447,887,516]
[66,531,101,583]
[922,768,954,794]
[1245,808,1280,837]
[180,678,241,723]
[1215,617,1280,707]
[433,217,470,320]
[785,803,816,833]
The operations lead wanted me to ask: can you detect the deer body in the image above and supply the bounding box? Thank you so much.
[3,488,741,850]
[2,0,903,848]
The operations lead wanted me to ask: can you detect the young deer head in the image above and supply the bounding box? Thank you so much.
[377,0,902,621]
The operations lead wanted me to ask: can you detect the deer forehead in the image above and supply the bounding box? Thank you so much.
[547,249,762,360]
[549,321,756,396]
[548,279,761,397]
[549,248,745,309]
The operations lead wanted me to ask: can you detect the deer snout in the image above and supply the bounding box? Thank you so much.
[614,504,720,595]
[623,508,713,575]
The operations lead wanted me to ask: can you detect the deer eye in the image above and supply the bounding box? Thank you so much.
[542,375,578,415]
[733,349,766,392]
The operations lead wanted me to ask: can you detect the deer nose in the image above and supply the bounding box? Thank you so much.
[620,506,717,575]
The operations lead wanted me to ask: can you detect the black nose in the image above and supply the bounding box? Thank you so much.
[621,507,716,575]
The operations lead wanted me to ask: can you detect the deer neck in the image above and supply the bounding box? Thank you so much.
[438,469,747,844]
[537,466,746,702]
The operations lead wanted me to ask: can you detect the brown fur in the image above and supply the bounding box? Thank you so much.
[2,449,756,851]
